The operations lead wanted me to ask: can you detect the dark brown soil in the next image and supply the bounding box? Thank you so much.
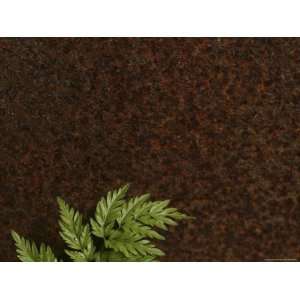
[1,38,299,261]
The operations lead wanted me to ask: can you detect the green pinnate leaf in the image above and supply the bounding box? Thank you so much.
[117,193,150,226]
[57,197,95,261]
[105,230,165,258]
[11,231,57,262]
[12,184,192,262]
[91,184,129,238]
[134,200,191,230]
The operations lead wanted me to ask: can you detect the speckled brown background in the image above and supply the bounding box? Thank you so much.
[1,38,300,261]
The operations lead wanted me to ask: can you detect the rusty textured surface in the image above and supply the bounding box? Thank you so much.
[0,38,299,261]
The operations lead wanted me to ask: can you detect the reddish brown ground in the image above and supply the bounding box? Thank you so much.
[0,38,299,261]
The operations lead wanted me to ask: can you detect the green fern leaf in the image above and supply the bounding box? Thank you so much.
[12,184,192,262]
[117,194,150,226]
[105,230,165,258]
[91,184,129,238]
[57,197,96,261]
[134,200,190,230]
[11,231,57,262]
[116,194,165,240]
[123,221,164,240]
[39,243,58,261]
[65,250,87,262]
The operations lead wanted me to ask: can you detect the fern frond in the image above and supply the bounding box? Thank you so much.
[105,230,165,258]
[11,231,57,262]
[134,200,190,230]
[12,184,192,262]
[65,250,87,262]
[57,197,96,261]
[91,184,129,238]
[117,194,150,226]
[39,243,58,261]
[116,194,165,240]
[123,220,164,240]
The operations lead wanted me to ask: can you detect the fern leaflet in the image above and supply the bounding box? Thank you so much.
[11,231,57,262]
[91,184,129,238]
[57,197,96,261]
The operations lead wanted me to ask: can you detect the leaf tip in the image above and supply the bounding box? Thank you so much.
[11,230,19,242]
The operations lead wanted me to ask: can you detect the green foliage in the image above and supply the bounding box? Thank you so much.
[57,197,96,261]
[11,231,57,262]
[90,184,129,239]
[12,184,192,262]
